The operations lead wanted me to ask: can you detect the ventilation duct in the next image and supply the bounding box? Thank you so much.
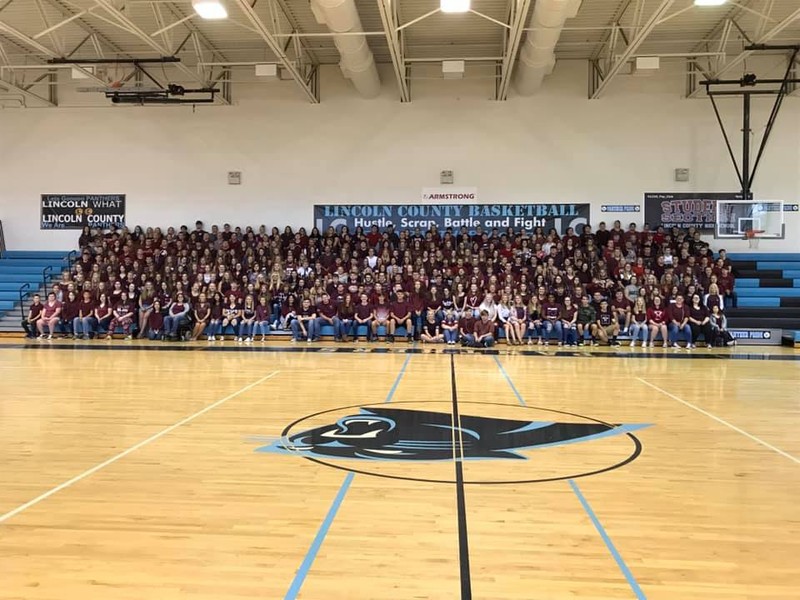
[515,0,581,95]
[310,0,381,98]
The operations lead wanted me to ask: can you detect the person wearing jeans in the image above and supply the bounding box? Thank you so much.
[22,294,43,339]
[74,290,95,340]
[628,297,649,347]
[163,292,191,340]
[441,309,459,345]
[667,295,692,348]
[473,310,496,348]
[292,298,318,341]
[353,294,373,342]
[560,296,578,346]
[540,293,563,346]
[254,296,271,341]
[316,293,342,341]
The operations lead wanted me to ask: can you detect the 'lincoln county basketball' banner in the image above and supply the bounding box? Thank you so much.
[644,192,742,232]
[40,194,126,230]
[314,203,591,235]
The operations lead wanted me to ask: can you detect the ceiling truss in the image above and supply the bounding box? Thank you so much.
[0,0,798,107]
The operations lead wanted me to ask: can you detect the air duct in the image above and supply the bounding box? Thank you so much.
[310,0,381,98]
[515,0,580,95]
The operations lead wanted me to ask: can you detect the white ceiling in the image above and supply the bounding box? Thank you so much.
[0,0,798,101]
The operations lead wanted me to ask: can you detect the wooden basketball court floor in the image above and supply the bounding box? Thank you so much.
[1,341,799,600]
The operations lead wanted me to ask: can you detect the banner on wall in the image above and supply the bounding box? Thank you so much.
[643,192,742,232]
[40,194,126,230]
[314,203,590,235]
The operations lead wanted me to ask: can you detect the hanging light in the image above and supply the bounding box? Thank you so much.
[192,0,228,20]
[440,0,470,13]
[694,0,727,6]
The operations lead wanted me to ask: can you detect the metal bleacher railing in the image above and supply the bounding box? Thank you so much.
[18,283,30,320]
[0,220,6,259]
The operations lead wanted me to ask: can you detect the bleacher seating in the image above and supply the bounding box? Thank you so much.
[0,251,71,320]
[727,253,800,332]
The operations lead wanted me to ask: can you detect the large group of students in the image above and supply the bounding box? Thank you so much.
[21,219,737,348]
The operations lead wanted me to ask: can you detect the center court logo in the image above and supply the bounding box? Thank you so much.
[257,401,649,485]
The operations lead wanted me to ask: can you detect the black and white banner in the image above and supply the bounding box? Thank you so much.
[643,192,742,232]
[40,194,126,230]
[314,203,591,235]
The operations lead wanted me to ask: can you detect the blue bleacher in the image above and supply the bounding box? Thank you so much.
[0,251,72,319]
[729,253,800,332]
[726,253,800,261]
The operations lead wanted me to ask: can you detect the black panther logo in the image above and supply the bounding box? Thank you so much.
[258,407,647,461]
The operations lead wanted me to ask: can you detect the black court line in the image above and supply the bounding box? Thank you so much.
[2,342,798,361]
[449,354,473,600]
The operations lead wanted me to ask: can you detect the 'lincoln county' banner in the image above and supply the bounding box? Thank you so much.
[314,203,591,235]
[40,194,126,230]
[644,192,742,232]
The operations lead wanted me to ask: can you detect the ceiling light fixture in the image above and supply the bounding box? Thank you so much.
[192,0,228,20]
[694,0,727,7]
[440,0,470,14]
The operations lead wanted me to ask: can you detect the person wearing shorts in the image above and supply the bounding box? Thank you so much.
[595,299,620,346]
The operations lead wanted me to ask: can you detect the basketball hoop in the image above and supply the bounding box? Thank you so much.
[744,229,765,248]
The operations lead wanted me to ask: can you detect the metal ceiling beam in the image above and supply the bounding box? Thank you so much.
[377,0,409,102]
[91,0,223,94]
[0,42,54,106]
[590,0,675,99]
[496,0,531,101]
[231,0,319,103]
[0,19,104,85]
[711,7,800,78]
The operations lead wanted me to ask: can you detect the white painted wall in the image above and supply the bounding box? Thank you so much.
[1,57,798,252]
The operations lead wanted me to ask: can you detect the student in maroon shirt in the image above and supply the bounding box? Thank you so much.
[208,292,224,341]
[254,296,271,342]
[646,295,668,347]
[560,295,578,346]
[38,292,62,339]
[611,289,632,334]
[93,293,113,337]
[540,293,562,346]
[388,290,413,343]
[164,291,191,341]
[147,299,165,340]
[107,291,135,340]
[74,290,95,340]
[338,294,356,342]
[667,294,691,348]
[191,292,212,341]
[316,293,343,341]
[353,293,374,342]
[61,291,80,338]
[688,293,713,349]
[471,310,496,347]
[22,294,43,339]
[409,281,426,341]
[459,310,476,345]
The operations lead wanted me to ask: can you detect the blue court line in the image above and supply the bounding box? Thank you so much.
[284,472,355,600]
[569,480,647,599]
[492,355,527,406]
[284,353,412,599]
[493,355,646,599]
